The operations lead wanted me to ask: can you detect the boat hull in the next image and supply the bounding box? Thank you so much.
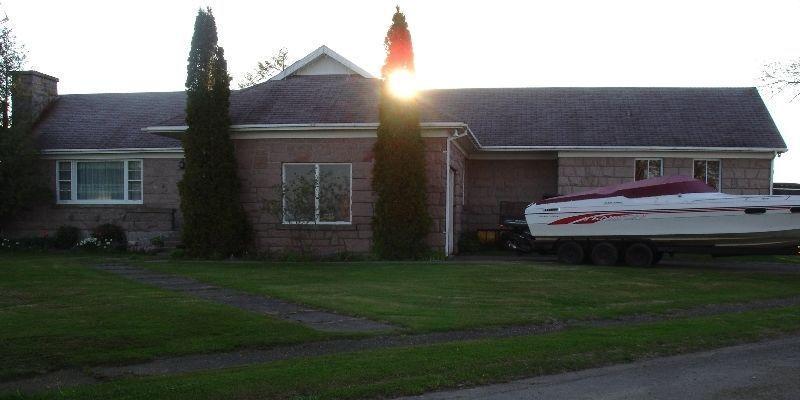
[525,193,800,250]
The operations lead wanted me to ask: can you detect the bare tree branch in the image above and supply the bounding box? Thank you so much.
[237,48,289,89]
[759,59,800,102]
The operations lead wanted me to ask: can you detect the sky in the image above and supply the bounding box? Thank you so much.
[6,0,800,181]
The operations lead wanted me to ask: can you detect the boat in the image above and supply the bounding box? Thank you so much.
[523,175,800,266]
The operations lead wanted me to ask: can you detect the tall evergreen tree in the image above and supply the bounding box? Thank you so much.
[372,7,431,259]
[179,8,251,257]
[0,10,27,129]
[0,122,49,226]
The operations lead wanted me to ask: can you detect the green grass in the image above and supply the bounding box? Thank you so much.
[142,259,800,331]
[671,253,800,264]
[14,306,800,400]
[0,254,326,380]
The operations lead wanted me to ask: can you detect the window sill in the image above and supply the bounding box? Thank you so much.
[56,201,144,206]
[278,223,355,231]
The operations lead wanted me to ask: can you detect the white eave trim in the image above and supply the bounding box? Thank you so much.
[40,148,184,159]
[42,147,183,154]
[484,145,787,153]
[144,122,466,132]
[143,122,468,140]
[270,45,374,81]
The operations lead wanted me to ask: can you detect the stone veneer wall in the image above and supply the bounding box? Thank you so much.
[463,159,558,232]
[558,157,772,195]
[449,144,467,253]
[4,158,183,244]
[235,137,449,255]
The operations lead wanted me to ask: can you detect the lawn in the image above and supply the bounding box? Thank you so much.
[142,259,800,331]
[4,253,800,398]
[0,254,326,381]
[14,306,800,400]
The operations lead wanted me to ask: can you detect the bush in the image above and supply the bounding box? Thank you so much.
[92,223,127,250]
[169,248,185,259]
[150,235,165,248]
[0,236,52,251]
[54,226,81,249]
[457,231,483,254]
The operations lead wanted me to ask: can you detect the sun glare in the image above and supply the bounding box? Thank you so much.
[387,69,418,99]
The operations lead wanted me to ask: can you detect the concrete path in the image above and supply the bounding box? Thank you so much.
[399,335,800,400]
[95,264,396,333]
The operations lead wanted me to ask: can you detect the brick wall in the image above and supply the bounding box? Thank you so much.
[463,159,558,231]
[4,158,183,244]
[235,137,448,256]
[558,156,772,195]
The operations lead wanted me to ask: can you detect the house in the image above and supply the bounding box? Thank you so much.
[6,46,788,255]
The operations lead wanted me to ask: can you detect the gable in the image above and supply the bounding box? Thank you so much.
[295,55,359,76]
[270,45,374,80]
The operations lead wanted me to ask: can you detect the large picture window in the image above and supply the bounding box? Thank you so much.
[282,163,351,224]
[694,159,721,191]
[57,160,143,204]
[634,158,663,181]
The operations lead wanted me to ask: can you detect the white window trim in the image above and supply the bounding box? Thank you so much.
[634,158,664,180]
[693,158,722,192]
[282,163,353,225]
[56,159,144,205]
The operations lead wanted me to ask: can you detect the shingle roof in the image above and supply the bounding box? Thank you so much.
[34,75,786,151]
[425,87,786,149]
[35,91,184,149]
[156,75,454,127]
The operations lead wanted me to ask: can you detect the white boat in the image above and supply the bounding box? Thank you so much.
[524,176,800,266]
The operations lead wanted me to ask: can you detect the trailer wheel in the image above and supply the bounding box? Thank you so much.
[652,251,664,266]
[625,243,654,267]
[590,242,619,266]
[557,241,585,265]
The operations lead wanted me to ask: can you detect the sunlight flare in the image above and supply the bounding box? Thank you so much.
[386,69,418,99]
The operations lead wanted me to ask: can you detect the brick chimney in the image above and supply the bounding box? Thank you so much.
[10,70,59,127]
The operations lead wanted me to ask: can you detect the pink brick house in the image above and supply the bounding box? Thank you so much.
[6,46,788,256]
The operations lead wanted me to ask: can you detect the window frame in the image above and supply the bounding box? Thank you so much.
[634,158,664,181]
[56,159,144,205]
[281,162,353,225]
[693,158,722,192]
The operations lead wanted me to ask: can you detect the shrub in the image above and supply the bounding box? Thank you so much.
[0,236,52,251]
[92,223,127,250]
[150,235,165,248]
[54,226,81,249]
[169,248,185,259]
[457,231,482,254]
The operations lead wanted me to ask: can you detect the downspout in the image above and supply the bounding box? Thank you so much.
[445,132,451,256]
[445,128,470,257]
[770,151,777,195]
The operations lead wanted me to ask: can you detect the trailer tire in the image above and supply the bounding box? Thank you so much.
[625,243,654,267]
[590,242,619,266]
[557,241,585,265]
[652,251,664,266]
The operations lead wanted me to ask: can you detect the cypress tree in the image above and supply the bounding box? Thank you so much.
[179,8,250,257]
[372,7,431,259]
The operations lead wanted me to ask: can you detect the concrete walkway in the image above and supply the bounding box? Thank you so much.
[95,264,396,333]
[399,335,800,400]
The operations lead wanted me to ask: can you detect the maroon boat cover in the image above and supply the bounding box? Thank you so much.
[539,175,715,204]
